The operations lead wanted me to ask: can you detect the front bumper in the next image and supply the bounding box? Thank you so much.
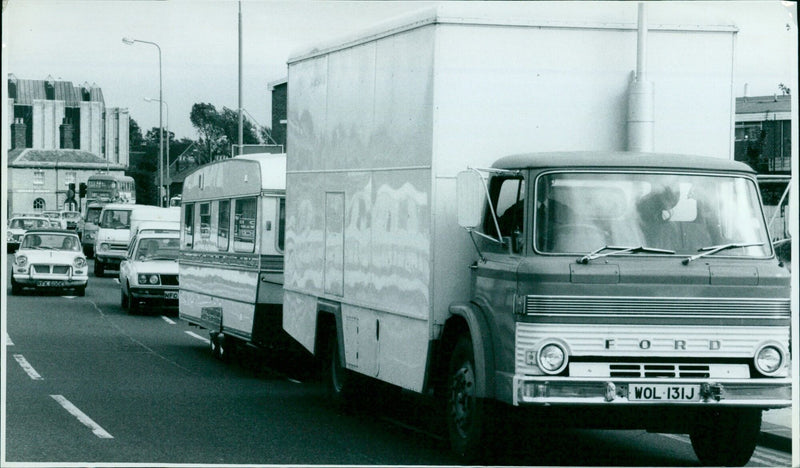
[13,273,88,288]
[513,375,792,408]
[95,255,124,266]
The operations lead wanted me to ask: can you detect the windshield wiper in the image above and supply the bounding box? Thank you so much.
[682,242,765,265]
[145,256,178,261]
[578,245,675,264]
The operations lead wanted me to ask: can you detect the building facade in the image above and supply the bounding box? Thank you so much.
[734,94,791,174]
[6,75,130,215]
[8,148,125,215]
[7,75,130,166]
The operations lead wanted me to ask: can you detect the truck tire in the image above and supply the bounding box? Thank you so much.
[325,330,359,405]
[446,335,489,463]
[689,408,761,466]
[94,261,104,277]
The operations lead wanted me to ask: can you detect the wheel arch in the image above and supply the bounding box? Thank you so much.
[314,300,343,365]
[440,302,495,399]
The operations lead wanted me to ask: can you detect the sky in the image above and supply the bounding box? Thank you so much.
[2,0,798,140]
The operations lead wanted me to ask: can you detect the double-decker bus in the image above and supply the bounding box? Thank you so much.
[86,174,137,206]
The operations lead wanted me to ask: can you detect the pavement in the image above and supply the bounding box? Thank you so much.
[760,407,794,453]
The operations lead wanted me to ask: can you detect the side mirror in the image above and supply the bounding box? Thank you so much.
[456,170,485,229]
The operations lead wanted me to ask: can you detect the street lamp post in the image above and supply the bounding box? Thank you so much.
[144,97,169,201]
[123,37,164,206]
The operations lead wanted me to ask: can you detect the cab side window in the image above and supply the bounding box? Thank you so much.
[484,176,526,253]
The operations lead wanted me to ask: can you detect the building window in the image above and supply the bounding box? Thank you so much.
[33,170,45,185]
[65,171,76,186]
[735,122,762,142]
[33,198,46,211]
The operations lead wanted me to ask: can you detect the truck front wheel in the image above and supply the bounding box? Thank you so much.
[446,335,488,463]
[689,408,761,466]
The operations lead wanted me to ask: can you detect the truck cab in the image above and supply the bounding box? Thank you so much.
[453,151,790,465]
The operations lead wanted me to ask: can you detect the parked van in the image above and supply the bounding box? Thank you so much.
[94,204,178,276]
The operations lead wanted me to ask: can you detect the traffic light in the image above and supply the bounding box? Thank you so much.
[79,182,87,198]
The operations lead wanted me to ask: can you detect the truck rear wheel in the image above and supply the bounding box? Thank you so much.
[446,335,488,463]
[325,331,359,405]
[689,408,761,466]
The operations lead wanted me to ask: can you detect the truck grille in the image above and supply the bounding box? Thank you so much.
[609,363,710,378]
[160,274,179,286]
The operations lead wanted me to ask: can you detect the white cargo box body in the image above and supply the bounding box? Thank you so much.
[284,4,737,392]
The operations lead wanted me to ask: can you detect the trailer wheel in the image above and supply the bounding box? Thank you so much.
[446,335,488,463]
[689,408,761,466]
[210,332,221,358]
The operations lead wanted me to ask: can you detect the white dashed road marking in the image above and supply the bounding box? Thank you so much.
[6,333,14,346]
[161,316,176,325]
[114,278,120,284]
[185,331,210,344]
[13,354,43,380]
[51,395,113,439]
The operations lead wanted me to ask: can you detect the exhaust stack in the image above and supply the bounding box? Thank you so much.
[627,3,654,152]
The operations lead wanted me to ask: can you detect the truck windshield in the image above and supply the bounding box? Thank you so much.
[86,208,102,224]
[535,172,771,257]
[101,210,131,229]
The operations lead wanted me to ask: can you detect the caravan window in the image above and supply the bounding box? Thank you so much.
[277,198,286,252]
[233,197,257,253]
[217,200,230,251]
[199,203,211,239]
[183,204,194,248]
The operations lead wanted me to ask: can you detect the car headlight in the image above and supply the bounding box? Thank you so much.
[15,255,28,267]
[73,257,87,269]
[86,232,95,240]
[754,345,783,375]
[138,274,160,285]
[537,343,568,374]
[6,231,11,239]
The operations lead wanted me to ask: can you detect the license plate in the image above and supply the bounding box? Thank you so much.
[164,291,178,300]
[37,280,66,287]
[629,384,700,401]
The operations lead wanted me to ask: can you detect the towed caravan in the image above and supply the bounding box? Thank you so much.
[178,153,288,358]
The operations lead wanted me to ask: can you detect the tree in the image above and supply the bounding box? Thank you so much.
[129,118,145,148]
[190,102,264,161]
[778,83,790,95]
[190,102,226,163]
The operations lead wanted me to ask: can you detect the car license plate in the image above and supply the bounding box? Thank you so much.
[628,384,699,401]
[165,291,178,300]
[37,280,66,287]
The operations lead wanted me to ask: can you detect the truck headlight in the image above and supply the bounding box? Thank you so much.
[537,343,567,374]
[99,243,109,252]
[754,345,783,375]
[86,232,95,240]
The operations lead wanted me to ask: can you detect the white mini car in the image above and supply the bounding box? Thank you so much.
[119,230,180,314]
[11,230,88,296]
[7,216,53,253]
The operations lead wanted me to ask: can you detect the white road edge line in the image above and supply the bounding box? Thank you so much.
[13,354,43,380]
[185,331,210,344]
[287,378,302,384]
[161,316,176,325]
[51,395,114,439]
[6,333,14,346]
